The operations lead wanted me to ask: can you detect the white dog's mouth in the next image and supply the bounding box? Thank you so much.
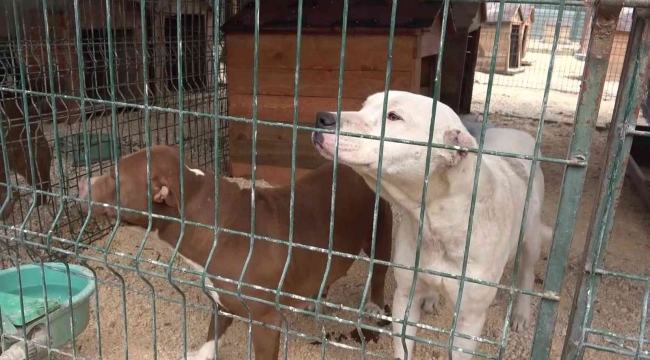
[312,134,374,167]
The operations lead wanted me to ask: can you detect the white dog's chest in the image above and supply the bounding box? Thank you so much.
[392,214,464,289]
[392,199,516,291]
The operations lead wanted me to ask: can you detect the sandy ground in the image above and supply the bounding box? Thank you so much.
[22,114,645,360]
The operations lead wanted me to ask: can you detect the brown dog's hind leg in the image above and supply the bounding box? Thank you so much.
[206,311,233,347]
[252,312,282,360]
[0,189,18,221]
[363,200,393,324]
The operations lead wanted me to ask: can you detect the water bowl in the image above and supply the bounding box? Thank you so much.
[0,262,95,357]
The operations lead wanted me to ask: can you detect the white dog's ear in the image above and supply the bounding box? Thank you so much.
[443,129,476,165]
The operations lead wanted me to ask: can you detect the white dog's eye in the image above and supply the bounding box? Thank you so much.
[387,112,402,121]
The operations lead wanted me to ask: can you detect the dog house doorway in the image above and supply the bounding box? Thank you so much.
[420,54,438,97]
[522,26,529,59]
[164,14,207,92]
[509,24,521,69]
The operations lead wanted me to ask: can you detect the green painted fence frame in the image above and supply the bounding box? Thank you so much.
[1,0,650,359]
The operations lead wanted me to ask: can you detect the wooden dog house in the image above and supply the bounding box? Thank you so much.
[222,0,486,185]
[520,4,535,65]
[477,3,532,75]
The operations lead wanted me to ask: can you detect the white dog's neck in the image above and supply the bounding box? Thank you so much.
[362,156,481,230]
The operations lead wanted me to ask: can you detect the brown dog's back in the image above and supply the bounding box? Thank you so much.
[196,162,393,312]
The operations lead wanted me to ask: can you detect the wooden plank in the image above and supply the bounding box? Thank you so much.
[460,28,480,114]
[225,33,415,71]
[439,30,469,113]
[227,67,411,99]
[420,29,442,58]
[228,94,365,124]
[230,138,328,170]
[411,33,423,93]
[230,120,316,144]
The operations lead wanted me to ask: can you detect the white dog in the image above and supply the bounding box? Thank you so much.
[311,91,552,359]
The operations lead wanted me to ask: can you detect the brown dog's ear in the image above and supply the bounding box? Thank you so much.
[152,177,179,209]
[443,129,476,163]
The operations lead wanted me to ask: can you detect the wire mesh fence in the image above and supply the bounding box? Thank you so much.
[472,3,637,127]
[0,0,649,360]
[0,0,232,268]
[474,3,633,96]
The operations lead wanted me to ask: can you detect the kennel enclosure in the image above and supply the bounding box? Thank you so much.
[0,0,232,262]
[0,0,650,359]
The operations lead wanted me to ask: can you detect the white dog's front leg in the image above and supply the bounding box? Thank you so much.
[392,287,424,360]
[444,281,495,360]
[512,231,542,332]
[449,308,487,360]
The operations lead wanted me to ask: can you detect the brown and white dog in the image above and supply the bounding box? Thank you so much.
[76,145,393,360]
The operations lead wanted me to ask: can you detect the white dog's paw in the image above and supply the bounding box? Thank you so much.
[363,302,383,316]
[364,302,392,327]
[511,307,531,332]
[306,300,330,316]
[421,294,439,314]
[180,339,223,360]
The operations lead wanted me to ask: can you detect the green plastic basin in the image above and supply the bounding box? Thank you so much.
[0,262,95,350]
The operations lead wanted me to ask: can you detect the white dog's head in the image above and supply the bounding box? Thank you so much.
[311,91,477,186]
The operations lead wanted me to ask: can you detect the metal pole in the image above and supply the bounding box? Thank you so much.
[575,5,593,60]
[562,7,650,360]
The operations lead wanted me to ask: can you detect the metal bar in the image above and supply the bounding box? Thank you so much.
[361,0,399,356]
[598,0,650,7]
[500,0,567,357]
[527,0,626,357]
[169,2,190,358]
[447,0,507,356]
[203,1,224,359]
[274,0,303,357]
[562,7,650,360]
[635,280,650,359]
[0,225,562,305]
[395,0,453,356]
[314,0,349,353]
[132,0,159,358]
[237,0,261,357]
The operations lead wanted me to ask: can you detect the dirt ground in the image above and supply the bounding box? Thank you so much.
[472,52,649,128]
[34,111,648,360]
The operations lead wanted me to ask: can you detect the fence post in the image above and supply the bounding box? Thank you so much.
[576,6,593,60]
[528,1,623,359]
[562,7,650,359]
[562,9,650,359]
